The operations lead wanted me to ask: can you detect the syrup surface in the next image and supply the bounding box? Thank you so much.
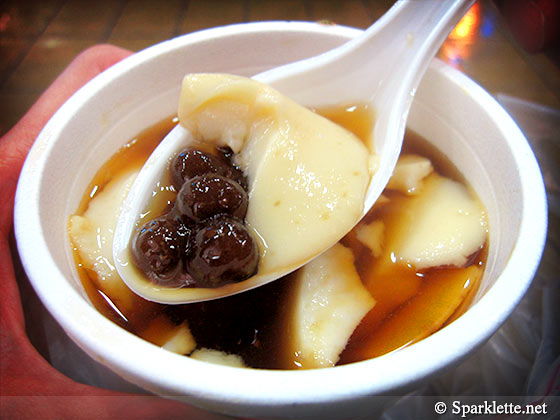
[71,106,486,369]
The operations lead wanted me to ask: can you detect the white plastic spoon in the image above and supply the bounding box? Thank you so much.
[113,0,473,304]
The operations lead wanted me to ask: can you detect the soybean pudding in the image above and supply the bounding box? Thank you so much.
[69,103,488,369]
[109,74,372,303]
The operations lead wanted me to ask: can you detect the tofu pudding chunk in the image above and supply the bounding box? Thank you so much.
[109,73,372,301]
[178,74,371,277]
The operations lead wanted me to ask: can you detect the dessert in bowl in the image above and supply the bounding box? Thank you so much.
[14,22,546,419]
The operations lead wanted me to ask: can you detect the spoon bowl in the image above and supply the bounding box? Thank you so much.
[114,0,473,304]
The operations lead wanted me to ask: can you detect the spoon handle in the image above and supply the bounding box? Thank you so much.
[256,0,475,107]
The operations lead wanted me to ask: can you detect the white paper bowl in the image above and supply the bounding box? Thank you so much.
[14,22,547,419]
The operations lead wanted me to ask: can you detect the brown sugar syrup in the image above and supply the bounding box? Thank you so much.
[71,106,486,369]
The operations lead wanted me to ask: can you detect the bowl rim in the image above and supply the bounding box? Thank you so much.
[14,21,547,410]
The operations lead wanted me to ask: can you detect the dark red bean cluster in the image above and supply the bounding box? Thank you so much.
[132,147,259,289]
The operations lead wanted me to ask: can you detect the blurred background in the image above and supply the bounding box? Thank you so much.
[0,0,558,136]
[1,0,559,416]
